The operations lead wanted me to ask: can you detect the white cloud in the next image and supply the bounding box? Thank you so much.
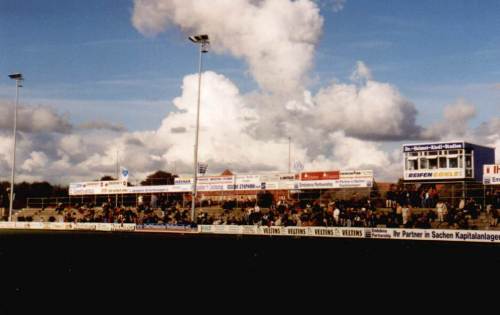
[21,151,49,172]
[315,0,346,12]
[312,78,421,140]
[422,99,476,140]
[132,0,323,94]
[78,121,127,132]
[350,60,372,82]
[0,102,72,133]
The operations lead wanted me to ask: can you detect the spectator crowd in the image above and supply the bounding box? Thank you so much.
[13,190,500,231]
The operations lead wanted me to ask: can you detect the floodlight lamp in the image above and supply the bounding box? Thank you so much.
[8,73,23,80]
[188,34,209,43]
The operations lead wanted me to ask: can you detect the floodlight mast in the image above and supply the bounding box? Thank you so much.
[189,34,209,223]
[8,73,23,222]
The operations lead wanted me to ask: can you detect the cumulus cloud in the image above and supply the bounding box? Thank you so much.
[156,71,287,171]
[471,117,500,162]
[350,60,372,82]
[132,0,323,94]
[127,0,431,181]
[170,127,186,134]
[317,0,346,12]
[78,120,127,132]
[312,78,421,141]
[0,102,72,133]
[21,151,49,172]
[422,99,476,140]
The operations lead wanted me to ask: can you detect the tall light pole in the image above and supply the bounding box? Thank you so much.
[8,73,23,222]
[288,136,291,173]
[189,34,209,222]
[115,149,119,208]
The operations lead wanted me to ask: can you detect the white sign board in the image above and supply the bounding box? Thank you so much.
[483,164,500,185]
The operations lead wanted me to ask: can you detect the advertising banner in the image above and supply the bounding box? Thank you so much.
[298,179,372,189]
[197,175,235,185]
[300,171,340,181]
[404,169,464,180]
[69,180,127,195]
[259,173,297,182]
[174,178,192,185]
[70,169,374,195]
[340,170,373,179]
[235,175,261,184]
[483,164,500,185]
[390,228,500,243]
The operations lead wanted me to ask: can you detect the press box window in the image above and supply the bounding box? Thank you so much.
[438,157,447,168]
[420,158,428,169]
[465,155,472,168]
[428,158,438,169]
[448,157,458,168]
[406,159,418,170]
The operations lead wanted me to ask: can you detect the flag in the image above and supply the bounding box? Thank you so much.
[293,160,304,172]
[198,163,208,175]
[120,167,129,181]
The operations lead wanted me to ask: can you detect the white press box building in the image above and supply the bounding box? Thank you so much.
[402,141,495,204]
[403,141,495,182]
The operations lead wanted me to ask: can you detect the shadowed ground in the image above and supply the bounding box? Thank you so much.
[0,230,498,313]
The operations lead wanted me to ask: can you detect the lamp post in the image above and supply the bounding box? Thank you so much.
[188,34,209,222]
[288,136,291,173]
[8,73,23,222]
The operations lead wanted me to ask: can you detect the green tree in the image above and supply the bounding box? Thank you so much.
[141,170,177,186]
[256,190,274,208]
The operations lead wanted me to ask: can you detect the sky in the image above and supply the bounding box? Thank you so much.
[0,0,499,184]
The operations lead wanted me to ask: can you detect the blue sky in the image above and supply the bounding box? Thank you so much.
[1,0,498,130]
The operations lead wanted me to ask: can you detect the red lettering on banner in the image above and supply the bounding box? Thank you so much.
[300,171,340,181]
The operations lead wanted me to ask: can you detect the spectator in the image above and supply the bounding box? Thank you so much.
[436,201,447,224]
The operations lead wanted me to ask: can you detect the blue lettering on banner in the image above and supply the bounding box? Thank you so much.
[238,183,258,189]
[408,173,432,178]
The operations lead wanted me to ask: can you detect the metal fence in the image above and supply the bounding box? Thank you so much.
[23,183,499,210]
